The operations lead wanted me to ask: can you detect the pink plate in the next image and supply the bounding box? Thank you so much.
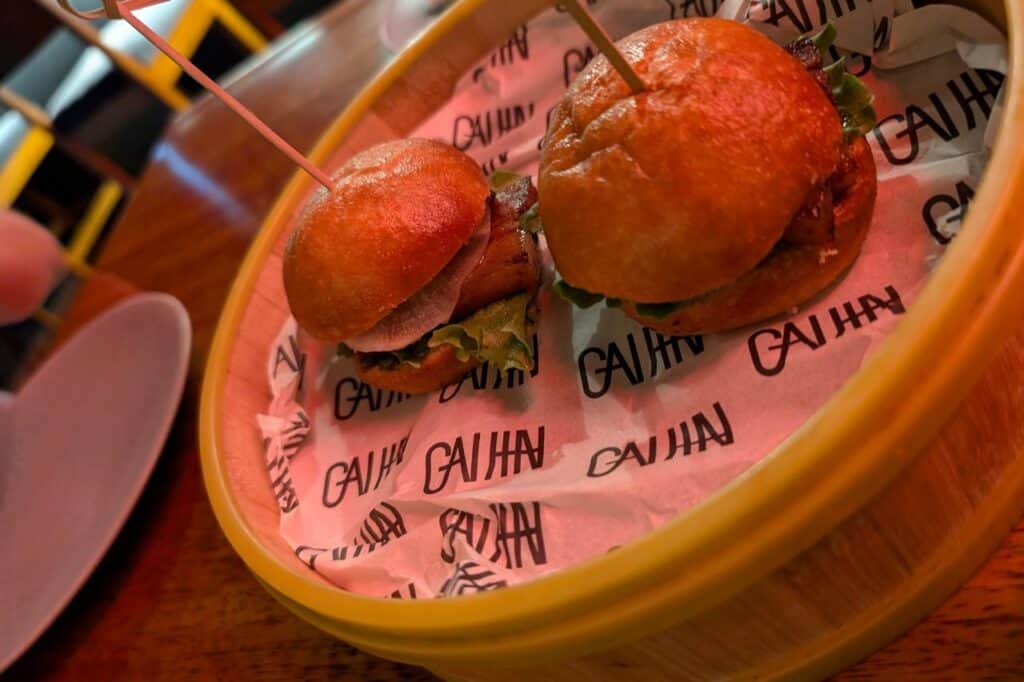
[0,293,190,671]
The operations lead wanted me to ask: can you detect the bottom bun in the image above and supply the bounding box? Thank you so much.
[625,136,877,335]
[356,344,479,395]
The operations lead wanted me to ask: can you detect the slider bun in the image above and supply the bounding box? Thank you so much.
[355,345,478,395]
[284,138,490,342]
[624,136,877,334]
[539,18,843,302]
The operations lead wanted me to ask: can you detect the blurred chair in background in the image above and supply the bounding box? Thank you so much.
[33,0,267,103]
[0,0,268,389]
[141,0,267,86]
[1,0,267,264]
[0,86,133,274]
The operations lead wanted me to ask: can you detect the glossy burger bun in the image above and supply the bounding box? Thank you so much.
[283,138,490,342]
[624,136,877,334]
[539,18,845,304]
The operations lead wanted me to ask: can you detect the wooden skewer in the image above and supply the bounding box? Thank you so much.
[54,0,333,190]
[0,88,51,129]
[560,0,646,94]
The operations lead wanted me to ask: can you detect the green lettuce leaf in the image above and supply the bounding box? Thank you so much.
[553,280,605,308]
[810,23,877,139]
[489,169,523,190]
[428,293,535,371]
[823,57,848,88]
[519,203,543,234]
[355,336,432,370]
[811,23,838,52]
[834,72,874,113]
[842,105,878,137]
[345,295,535,372]
[634,301,687,320]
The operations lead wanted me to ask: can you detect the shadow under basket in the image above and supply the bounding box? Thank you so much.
[199,0,1024,679]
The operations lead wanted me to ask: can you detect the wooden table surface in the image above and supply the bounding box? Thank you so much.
[6,1,1024,679]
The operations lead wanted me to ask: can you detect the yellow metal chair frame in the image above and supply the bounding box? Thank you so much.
[148,0,268,88]
[0,128,55,208]
[3,0,267,267]
[33,0,269,110]
[1,87,124,271]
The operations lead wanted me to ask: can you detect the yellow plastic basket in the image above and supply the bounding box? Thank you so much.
[200,1,1024,679]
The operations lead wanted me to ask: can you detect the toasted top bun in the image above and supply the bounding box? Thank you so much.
[539,18,844,303]
[623,135,877,334]
[283,138,490,342]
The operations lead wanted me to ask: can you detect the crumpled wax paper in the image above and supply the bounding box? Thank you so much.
[259,0,1007,599]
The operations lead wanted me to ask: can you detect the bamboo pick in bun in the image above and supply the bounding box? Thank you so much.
[539,19,878,335]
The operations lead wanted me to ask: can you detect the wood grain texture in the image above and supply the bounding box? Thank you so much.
[5,0,1023,680]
